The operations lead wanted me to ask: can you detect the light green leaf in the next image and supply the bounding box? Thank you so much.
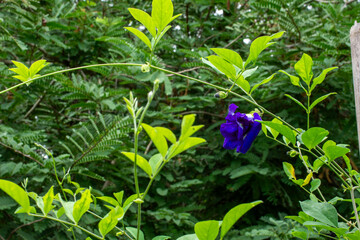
[177,234,198,240]
[168,137,206,159]
[207,55,236,80]
[283,162,296,180]
[97,196,119,207]
[242,67,258,79]
[344,230,360,240]
[300,200,338,227]
[250,73,276,94]
[122,152,152,178]
[99,206,124,237]
[142,123,168,157]
[180,114,203,141]
[310,67,338,92]
[235,75,250,93]
[29,60,48,78]
[155,127,176,143]
[149,153,163,176]
[124,27,152,50]
[284,94,307,111]
[127,227,145,240]
[220,201,263,239]
[279,70,300,87]
[194,220,220,240]
[301,127,329,150]
[43,186,55,216]
[309,92,336,112]
[313,157,326,173]
[10,61,29,77]
[211,48,243,70]
[259,120,296,144]
[153,25,172,49]
[152,0,173,32]
[128,8,156,37]
[114,191,124,206]
[201,57,222,75]
[59,196,75,223]
[294,53,313,85]
[310,179,321,192]
[0,180,30,213]
[266,118,283,139]
[73,189,92,224]
[245,31,284,67]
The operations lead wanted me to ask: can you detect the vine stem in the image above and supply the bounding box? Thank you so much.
[351,186,360,229]
[0,63,143,95]
[28,213,103,239]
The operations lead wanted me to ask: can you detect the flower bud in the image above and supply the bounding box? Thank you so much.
[147,91,153,101]
[288,150,298,157]
[214,91,227,99]
[153,79,160,92]
[133,198,144,204]
[141,63,150,72]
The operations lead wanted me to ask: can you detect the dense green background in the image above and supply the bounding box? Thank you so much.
[0,0,359,239]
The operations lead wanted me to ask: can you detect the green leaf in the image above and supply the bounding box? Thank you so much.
[207,55,236,79]
[152,236,171,240]
[309,92,337,112]
[211,48,243,70]
[265,118,283,139]
[155,127,176,144]
[235,75,250,93]
[303,221,347,236]
[323,145,350,162]
[128,8,156,37]
[194,220,220,240]
[301,127,329,150]
[99,206,124,237]
[220,201,262,239]
[279,70,300,87]
[284,94,307,111]
[344,230,360,240]
[152,0,174,32]
[283,162,296,180]
[149,153,163,176]
[127,227,145,240]
[121,152,152,178]
[73,189,92,224]
[0,180,30,213]
[124,27,152,50]
[300,200,338,227]
[245,31,284,67]
[310,179,321,192]
[291,230,308,240]
[313,157,326,173]
[142,123,168,157]
[310,67,338,92]
[250,73,276,94]
[42,186,55,216]
[259,121,296,144]
[294,53,313,85]
[169,137,206,159]
[10,61,29,77]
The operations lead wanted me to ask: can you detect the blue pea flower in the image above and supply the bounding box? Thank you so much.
[220,103,262,153]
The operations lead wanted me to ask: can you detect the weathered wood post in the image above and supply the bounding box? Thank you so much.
[351,21,360,152]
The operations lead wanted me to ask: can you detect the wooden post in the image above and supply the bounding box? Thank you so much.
[351,21,360,152]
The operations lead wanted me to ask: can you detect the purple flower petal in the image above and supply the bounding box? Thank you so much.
[220,122,238,139]
[239,113,262,153]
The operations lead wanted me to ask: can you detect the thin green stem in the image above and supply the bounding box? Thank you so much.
[28,213,103,239]
[0,63,143,95]
[307,93,310,130]
[137,203,142,240]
